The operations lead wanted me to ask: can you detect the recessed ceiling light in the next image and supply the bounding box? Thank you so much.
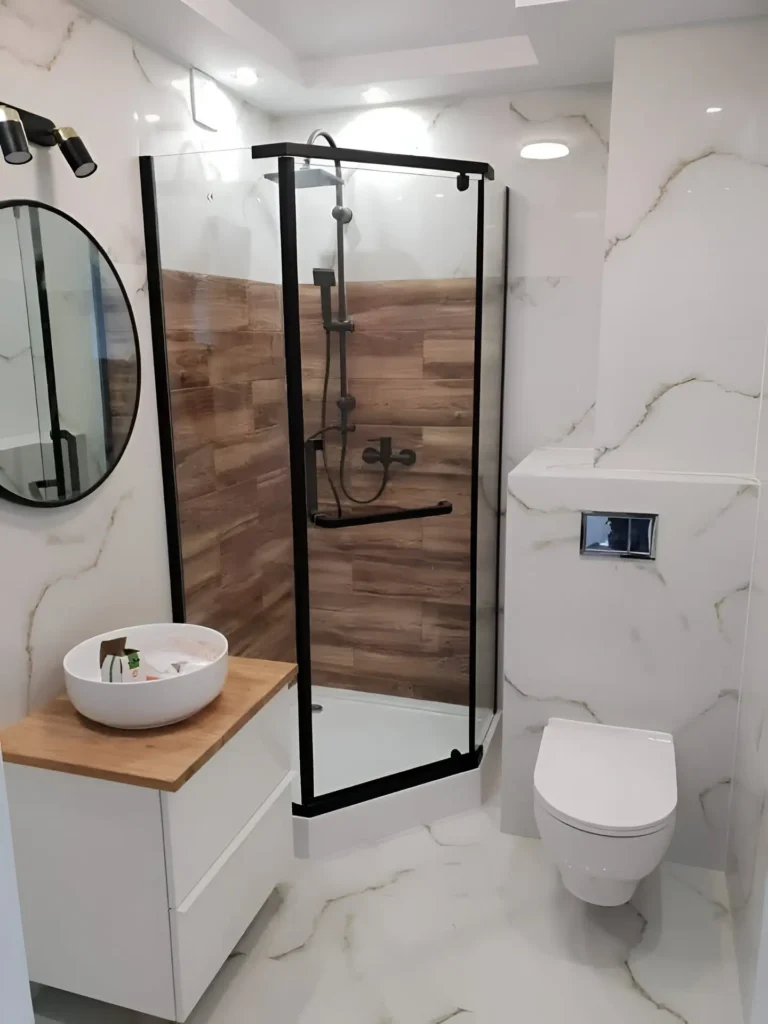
[362,86,389,104]
[706,106,723,114]
[520,142,570,160]
[435,193,445,198]
[235,67,259,86]
[144,113,160,123]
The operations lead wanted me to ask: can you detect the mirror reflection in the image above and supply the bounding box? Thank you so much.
[0,202,139,505]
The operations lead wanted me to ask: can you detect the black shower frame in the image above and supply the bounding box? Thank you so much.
[140,147,507,819]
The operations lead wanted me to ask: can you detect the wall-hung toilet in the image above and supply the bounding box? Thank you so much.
[533,718,677,906]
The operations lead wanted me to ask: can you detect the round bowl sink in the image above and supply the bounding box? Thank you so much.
[64,624,228,730]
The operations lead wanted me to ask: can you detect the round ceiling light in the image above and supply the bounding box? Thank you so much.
[235,67,259,86]
[520,142,570,160]
[362,86,389,104]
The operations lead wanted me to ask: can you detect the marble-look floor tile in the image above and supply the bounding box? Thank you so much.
[34,801,742,1024]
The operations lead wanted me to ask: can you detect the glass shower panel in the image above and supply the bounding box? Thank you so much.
[151,148,296,666]
[474,182,508,745]
[294,161,478,796]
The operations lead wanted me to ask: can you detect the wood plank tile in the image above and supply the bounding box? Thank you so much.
[347,378,473,427]
[256,465,292,522]
[208,330,283,385]
[247,282,282,331]
[213,384,254,442]
[312,643,354,670]
[219,518,264,590]
[162,270,249,333]
[352,549,470,604]
[423,330,475,379]
[252,378,286,430]
[214,427,285,488]
[347,279,475,333]
[214,579,265,654]
[422,601,471,656]
[310,595,423,653]
[254,600,296,663]
[345,330,424,379]
[299,320,339,380]
[170,387,215,450]
[422,514,472,557]
[183,546,220,596]
[179,490,221,561]
[185,577,222,631]
[352,647,469,690]
[167,330,211,390]
[175,443,216,502]
[420,427,473,475]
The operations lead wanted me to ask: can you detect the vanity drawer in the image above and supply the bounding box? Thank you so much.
[170,774,293,1021]
[162,686,290,905]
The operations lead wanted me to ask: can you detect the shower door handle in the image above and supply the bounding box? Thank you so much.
[312,501,453,528]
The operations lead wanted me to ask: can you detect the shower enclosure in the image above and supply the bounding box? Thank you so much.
[140,136,508,818]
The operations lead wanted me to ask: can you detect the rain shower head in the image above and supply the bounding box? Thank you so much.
[265,161,343,188]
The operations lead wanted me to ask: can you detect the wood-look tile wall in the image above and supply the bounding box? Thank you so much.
[162,272,476,706]
[162,270,295,663]
[300,278,476,705]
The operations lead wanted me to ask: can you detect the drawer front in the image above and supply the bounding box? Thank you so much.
[170,775,293,1021]
[163,686,290,905]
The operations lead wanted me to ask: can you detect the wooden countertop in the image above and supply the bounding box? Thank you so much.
[0,656,296,792]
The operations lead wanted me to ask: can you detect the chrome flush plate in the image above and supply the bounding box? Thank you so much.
[580,512,658,560]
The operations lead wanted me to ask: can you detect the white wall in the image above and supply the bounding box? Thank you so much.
[729,255,768,1019]
[274,87,611,469]
[0,0,272,728]
[0,752,33,1023]
[594,20,768,475]
[503,449,755,868]
[502,19,768,880]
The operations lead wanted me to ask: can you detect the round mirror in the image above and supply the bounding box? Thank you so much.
[0,200,140,506]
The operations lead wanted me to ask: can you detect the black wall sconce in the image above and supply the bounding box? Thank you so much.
[0,103,97,177]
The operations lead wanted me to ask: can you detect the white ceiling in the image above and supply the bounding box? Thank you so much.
[76,0,767,114]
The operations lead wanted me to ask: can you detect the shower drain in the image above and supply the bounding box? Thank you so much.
[311,703,324,713]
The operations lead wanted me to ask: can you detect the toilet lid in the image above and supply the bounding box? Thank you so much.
[534,718,677,836]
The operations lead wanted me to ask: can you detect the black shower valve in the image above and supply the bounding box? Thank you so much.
[362,436,417,468]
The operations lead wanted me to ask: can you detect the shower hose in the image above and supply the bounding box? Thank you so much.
[312,328,390,518]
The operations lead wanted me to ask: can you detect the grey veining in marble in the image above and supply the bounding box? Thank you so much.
[31,799,743,1024]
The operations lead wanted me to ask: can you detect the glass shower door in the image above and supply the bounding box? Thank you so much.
[294,161,480,798]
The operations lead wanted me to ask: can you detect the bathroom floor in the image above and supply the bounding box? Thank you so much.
[33,798,742,1024]
[295,687,495,798]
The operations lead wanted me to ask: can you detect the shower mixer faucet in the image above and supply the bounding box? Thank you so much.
[362,436,417,469]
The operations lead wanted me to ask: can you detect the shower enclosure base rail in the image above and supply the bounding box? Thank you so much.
[293,712,501,859]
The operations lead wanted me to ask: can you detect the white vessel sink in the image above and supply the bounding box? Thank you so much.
[64,624,228,730]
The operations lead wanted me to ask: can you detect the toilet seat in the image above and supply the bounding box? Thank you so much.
[534,718,677,838]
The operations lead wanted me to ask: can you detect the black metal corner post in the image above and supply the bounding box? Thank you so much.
[492,187,511,716]
[276,155,315,807]
[139,155,186,623]
[469,177,486,756]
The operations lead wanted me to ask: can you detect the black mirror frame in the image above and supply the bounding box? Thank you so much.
[0,198,141,508]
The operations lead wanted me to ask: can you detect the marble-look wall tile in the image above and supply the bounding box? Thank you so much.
[501,448,756,870]
[594,19,768,474]
[728,340,768,1022]
[0,0,272,727]
[275,86,610,470]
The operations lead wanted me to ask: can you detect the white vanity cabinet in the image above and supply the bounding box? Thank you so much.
[0,656,296,1022]
[0,746,34,1024]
